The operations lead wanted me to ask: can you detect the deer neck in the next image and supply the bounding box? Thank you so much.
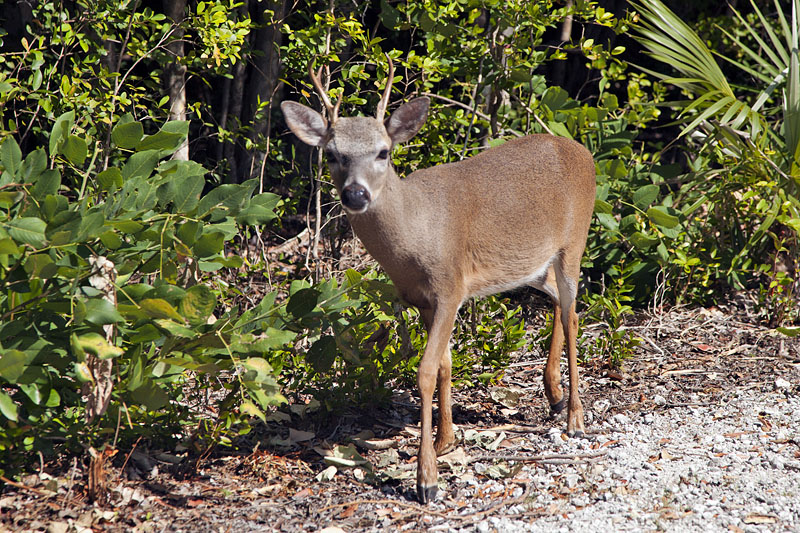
[345,169,428,275]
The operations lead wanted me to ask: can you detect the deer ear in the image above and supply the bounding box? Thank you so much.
[385,97,430,145]
[281,101,329,147]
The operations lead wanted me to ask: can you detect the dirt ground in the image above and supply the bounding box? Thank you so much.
[1,293,799,532]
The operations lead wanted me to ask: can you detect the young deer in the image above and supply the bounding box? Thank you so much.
[281,58,596,503]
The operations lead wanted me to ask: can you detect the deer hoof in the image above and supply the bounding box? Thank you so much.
[567,428,585,438]
[417,482,438,504]
[549,398,567,418]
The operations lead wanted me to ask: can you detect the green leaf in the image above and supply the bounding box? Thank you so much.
[235,193,280,226]
[239,400,266,422]
[176,220,202,246]
[130,379,170,411]
[242,357,273,376]
[629,231,660,250]
[99,230,122,250]
[193,231,224,258]
[197,180,257,220]
[121,150,160,180]
[633,184,659,209]
[235,204,278,226]
[594,198,614,214]
[140,298,184,321]
[153,319,195,337]
[32,169,61,198]
[97,167,123,191]
[21,148,47,181]
[158,173,204,213]
[307,335,337,373]
[73,362,93,383]
[179,285,217,326]
[0,350,28,383]
[287,288,321,318]
[111,121,144,149]
[49,110,74,156]
[0,391,18,421]
[7,217,47,248]
[136,130,185,153]
[62,134,88,165]
[84,298,124,325]
[161,120,189,137]
[776,326,800,337]
[0,136,22,176]
[646,206,681,229]
[0,238,20,255]
[23,253,57,279]
[73,333,124,359]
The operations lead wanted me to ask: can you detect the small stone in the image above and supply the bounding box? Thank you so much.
[774,378,791,391]
[565,473,580,488]
[612,413,630,426]
[593,399,610,414]
[653,394,667,406]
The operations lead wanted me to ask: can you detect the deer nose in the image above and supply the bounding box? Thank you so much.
[341,184,371,211]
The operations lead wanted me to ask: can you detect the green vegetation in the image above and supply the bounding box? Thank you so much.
[0,0,797,477]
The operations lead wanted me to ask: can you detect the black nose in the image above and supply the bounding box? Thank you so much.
[341,184,371,211]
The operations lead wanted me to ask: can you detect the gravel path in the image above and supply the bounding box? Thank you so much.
[455,381,799,533]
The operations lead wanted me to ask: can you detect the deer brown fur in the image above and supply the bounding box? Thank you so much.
[281,57,596,503]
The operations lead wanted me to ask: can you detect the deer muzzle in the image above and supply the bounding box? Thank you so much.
[341,183,371,212]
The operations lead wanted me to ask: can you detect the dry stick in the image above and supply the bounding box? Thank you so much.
[0,475,83,507]
[318,498,453,520]
[467,449,608,465]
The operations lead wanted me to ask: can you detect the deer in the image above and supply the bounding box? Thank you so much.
[281,57,596,503]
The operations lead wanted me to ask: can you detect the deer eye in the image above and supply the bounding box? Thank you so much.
[377,149,389,161]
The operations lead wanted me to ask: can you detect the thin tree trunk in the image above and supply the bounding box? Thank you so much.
[164,0,189,161]
[551,0,574,91]
[234,0,286,183]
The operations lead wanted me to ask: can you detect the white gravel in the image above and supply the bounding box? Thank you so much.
[452,382,799,532]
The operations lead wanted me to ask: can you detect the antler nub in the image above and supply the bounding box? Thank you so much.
[375,54,395,121]
[308,62,341,123]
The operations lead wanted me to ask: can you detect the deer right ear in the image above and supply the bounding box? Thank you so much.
[385,97,430,146]
[281,101,329,147]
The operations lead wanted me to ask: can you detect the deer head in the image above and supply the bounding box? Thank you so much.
[281,57,430,214]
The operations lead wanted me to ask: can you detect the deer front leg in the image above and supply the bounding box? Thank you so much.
[416,301,459,504]
[419,308,456,457]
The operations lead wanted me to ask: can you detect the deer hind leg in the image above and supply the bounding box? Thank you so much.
[554,253,585,437]
[540,268,567,416]
[416,299,460,504]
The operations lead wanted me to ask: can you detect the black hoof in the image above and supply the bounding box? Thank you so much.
[567,429,585,438]
[417,482,438,504]
[549,398,567,417]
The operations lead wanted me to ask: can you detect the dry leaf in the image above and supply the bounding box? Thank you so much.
[340,503,358,518]
[289,428,315,443]
[315,465,337,481]
[744,514,776,524]
[489,386,523,408]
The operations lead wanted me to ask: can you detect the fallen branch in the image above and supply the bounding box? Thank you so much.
[468,449,608,465]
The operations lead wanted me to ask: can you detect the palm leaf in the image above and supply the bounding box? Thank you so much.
[631,0,761,138]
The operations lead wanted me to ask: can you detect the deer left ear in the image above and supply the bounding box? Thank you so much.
[385,97,430,146]
[282,101,329,147]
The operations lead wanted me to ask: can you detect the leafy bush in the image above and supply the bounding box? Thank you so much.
[0,116,283,473]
